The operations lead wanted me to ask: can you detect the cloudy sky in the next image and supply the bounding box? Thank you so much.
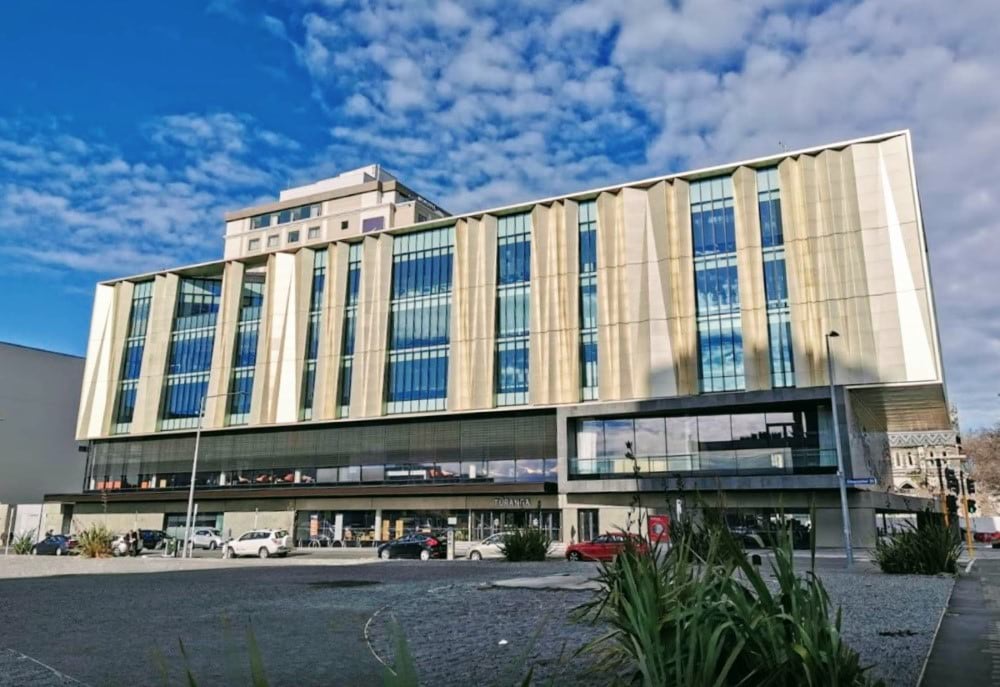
[0,1,997,427]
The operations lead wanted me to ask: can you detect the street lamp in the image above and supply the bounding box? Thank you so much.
[825,330,854,566]
[182,390,248,559]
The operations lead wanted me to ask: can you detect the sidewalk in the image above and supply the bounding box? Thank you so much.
[920,558,1000,686]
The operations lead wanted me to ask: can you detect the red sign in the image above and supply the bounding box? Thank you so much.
[648,515,671,544]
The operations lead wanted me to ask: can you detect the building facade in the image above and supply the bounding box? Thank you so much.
[54,131,950,548]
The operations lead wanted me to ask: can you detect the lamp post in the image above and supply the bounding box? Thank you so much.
[182,390,248,559]
[825,330,854,566]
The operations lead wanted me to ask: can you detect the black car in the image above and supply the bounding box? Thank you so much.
[31,535,72,556]
[139,529,167,550]
[377,533,447,560]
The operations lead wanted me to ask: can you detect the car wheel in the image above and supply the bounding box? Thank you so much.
[380,548,392,560]
[469,551,482,561]
[227,547,236,558]
[568,551,581,561]
[209,541,217,550]
[258,548,270,559]
[420,549,431,561]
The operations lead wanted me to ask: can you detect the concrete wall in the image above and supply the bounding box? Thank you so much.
[0,343,85,503]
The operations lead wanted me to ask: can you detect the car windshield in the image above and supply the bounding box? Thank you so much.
[273,530,288,538]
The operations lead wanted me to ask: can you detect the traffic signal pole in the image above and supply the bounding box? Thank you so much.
[960,469,975,560]
[935,459,949,528]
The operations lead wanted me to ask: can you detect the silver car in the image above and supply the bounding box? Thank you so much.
[467,532,512,560]
[190,528,225,550]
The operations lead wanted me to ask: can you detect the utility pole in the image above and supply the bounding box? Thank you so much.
[960,468,975,559]
[935,459,949,527]
[825,331,853,566]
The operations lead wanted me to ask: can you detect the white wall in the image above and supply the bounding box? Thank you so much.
[0,343,86,503]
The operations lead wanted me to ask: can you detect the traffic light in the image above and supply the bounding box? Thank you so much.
[945,468,960,493]
[968,499,978,514]
[967,479,976,494]
[946,494,958,513]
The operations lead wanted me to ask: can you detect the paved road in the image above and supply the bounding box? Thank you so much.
[0,559,585,687]
[921,558,1000,686]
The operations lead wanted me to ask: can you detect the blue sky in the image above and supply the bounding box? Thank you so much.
[1,0,998,427]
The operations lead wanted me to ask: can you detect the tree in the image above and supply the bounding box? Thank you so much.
[963,424,1000,515]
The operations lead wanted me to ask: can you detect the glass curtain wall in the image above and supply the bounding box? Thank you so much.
[496,213,531,405]
[226,273,264,425]
[385,227,454,413]
[691,177,745,392]
[573,407,836,477]
[111,281,153,434]
[337,243,362,417]
[160,278,222,430]
[578,200,598,399]
[757,168,795,387]
[300,250,327,420]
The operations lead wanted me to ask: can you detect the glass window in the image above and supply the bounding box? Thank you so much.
[601,419,635,458]
[307,226,320,240]
[385,227,454,414]
[337,243,363,417]
[697,415,732,449]
[731,413,767,447]
[300,250,327,419]
[267,235,278,248]
[247,238,260,252]
[666,416,698,456]
[160,279,222,430]
[227,275,264,425]
[691,177,744,392]
[634,418,666,457]
[112,282,154,433]
[757,168,794,388]
[288,230,300,244]
[341,220,349,230]
[496,213,531,406]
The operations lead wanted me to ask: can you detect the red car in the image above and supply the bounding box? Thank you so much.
[566,533,648,561]
[974,531,1000,543]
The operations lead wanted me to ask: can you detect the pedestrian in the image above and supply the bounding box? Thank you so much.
[131,530,139,557]
[122,531,131,557]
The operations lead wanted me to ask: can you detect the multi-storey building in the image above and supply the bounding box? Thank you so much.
[53,131,951,548]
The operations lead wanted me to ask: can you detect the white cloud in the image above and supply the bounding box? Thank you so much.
[0,113,295,276]
[271,0,1000,429]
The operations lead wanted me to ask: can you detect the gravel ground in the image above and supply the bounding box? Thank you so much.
[368,562,955,687]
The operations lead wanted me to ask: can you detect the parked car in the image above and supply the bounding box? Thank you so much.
[565,533,648,562]
[31,534,72,556]
[377,533,447,561]
[139,529,167,550]
[190,528,225,550]
[467,532,512,560]
[226,529,291,559]
[974,531,1000,543]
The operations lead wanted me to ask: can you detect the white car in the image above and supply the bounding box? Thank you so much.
[190,528,225,550]
[226,529,291,559]
[467,532,512,560]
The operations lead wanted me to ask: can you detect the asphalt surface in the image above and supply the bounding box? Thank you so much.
[0,559,586,687]
[921,558,1000,686]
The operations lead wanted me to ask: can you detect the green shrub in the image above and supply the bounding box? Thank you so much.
[874,517,960,575]
[77,524,114,558]
[579,520,881,686]
[11,533,34,555]
[500,528,550,562]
